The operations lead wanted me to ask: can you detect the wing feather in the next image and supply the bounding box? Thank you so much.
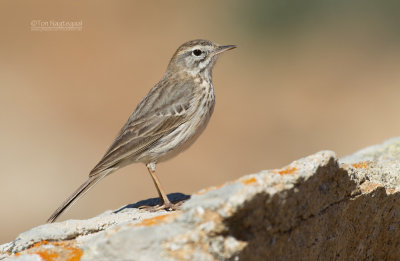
[89,78,195,176]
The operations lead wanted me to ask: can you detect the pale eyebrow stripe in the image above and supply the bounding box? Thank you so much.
[177,45,203,55]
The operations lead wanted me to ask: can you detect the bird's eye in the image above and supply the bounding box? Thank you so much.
[192,49,202,56]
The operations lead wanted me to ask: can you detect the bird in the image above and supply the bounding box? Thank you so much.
[47,39,236,223]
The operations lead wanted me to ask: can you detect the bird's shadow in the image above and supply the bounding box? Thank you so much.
[114,192,191,213]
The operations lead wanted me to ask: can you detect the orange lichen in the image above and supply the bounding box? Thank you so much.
[30,240,51,249]
[241,177,257,185]
[33,250,59,261]
[14,240,82,261]
[57,243,83,261]
[67,248,83,261]
[278,167,297,175]
[352,162,369,169]
[137,214,169,227]
[195,183,225,195]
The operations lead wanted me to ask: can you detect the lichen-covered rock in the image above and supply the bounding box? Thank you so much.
[2,138,400,261]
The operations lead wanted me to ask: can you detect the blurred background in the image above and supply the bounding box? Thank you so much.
[1,0,400,243]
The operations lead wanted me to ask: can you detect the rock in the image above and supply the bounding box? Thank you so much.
[1,138,400,260]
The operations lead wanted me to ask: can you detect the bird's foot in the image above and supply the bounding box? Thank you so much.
[139,201,182,212]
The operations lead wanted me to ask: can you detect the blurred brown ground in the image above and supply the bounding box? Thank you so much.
[1,1,400,243]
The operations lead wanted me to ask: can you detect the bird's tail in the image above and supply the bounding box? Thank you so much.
[47,170,112,223]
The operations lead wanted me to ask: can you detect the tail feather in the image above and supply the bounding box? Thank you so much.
[47,171,110,223]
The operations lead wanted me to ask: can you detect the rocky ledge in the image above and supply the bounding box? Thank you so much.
[2,138,400,261]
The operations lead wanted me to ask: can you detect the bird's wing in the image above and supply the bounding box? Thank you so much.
[89,78,195,176]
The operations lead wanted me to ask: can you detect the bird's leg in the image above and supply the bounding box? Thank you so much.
[146,163,176,211]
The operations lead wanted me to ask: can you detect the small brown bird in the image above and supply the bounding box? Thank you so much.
[47,39,236,223]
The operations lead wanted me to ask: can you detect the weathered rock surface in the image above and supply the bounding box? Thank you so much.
[2,138,400,261]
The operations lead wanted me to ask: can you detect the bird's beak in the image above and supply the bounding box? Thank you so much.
[213,45,237,55]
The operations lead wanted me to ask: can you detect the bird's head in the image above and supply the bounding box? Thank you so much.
[167,39,236,78]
